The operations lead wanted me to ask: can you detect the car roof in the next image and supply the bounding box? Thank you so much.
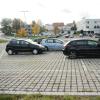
[68,38,97,42]
[11,38,32,41]
[11,38,27,41]
[44,38,64,41]
[64,38,98,46]
[10,38,38,44]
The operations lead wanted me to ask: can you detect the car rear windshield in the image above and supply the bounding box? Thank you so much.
[66,40,88,46]
[75,40,87,45]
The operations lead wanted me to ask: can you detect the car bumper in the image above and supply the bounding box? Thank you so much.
[62,49,69,55]
[40,47,46,51]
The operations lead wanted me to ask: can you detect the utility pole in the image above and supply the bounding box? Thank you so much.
[20,11,29,23]
[19,11,29,28]
[19,11,30,38]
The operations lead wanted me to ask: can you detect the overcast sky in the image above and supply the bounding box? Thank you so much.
[0,0,100,24]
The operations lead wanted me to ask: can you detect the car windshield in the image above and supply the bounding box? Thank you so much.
[25,39,37,44]
[25,39,43,47]
[64,40,71,46]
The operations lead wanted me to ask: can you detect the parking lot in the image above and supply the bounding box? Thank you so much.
[0,43,100,95]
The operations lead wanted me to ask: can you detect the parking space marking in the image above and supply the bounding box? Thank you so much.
[0,50,100,95]
[0,49,5,59]
[80,59,88,72]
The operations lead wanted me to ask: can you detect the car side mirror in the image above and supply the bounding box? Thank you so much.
[60,42,64,44]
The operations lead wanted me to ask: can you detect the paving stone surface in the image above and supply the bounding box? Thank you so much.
[0,43,100,95]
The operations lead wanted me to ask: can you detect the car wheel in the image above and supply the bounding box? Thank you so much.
[32,49,38,55]
[7,49,13,55]
[45,46,49,51]
[69,51,77,59]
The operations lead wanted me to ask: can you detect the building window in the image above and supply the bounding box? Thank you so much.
[97,25,100,28]
[94,25,100,28]
[86,26,89,28]
[94,21,97,23]
[94,26,96,28]
[88,31,90,33]
[91,31,94,33]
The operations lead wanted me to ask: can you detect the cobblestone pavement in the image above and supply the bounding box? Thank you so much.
[0,44,100,95]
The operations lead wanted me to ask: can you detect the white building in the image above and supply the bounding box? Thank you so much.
[63,25,71,34]
[62,23,75,35]
[77,19,100,34]
[44,24,54,36]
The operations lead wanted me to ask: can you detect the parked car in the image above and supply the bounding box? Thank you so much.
[63,39,100,58]
[69,34,74,38]
[41,38,64,51]
[79,33,83,37]
[6,39,46,55]
[98,38,100,42]
[65,34,70,38]
[95,33,100,38]
[88,33,93,37]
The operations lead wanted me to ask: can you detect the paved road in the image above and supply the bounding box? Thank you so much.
[0,43,100,95]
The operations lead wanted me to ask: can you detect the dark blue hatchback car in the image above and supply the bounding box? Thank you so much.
[6,39,46,55]
[63,39,100,58]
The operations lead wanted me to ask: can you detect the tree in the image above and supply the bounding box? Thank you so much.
[31,21,36,27]
[40,25,46,33]
[1,18,12,35]
[12,18,21,33]
[32,23,40,36]
[16,28,27,37]
[71,21,77,33]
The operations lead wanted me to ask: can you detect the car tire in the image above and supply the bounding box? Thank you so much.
[32,49,38,55]
[69,51,77,59]
[7,49,13,55]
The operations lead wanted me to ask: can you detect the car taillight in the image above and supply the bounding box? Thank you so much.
[64,45,70,48]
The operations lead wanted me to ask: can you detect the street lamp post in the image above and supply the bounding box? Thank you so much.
[20,11,29,23]
[20,11,30,38]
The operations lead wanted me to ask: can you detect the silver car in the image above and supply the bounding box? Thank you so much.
[41,38,64,51]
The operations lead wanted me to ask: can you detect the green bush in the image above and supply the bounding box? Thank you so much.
[0,39,8,43]
[0,95,100,100]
